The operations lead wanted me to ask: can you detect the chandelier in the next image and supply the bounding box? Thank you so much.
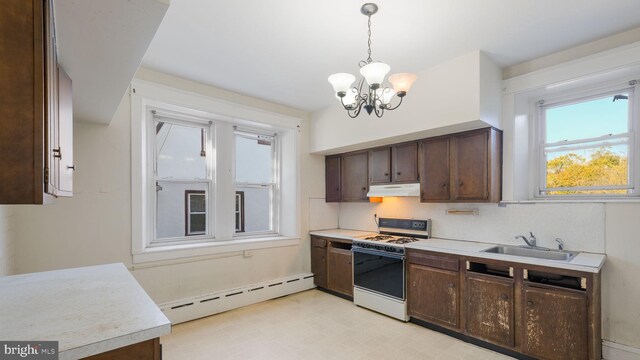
[328,3,417,118]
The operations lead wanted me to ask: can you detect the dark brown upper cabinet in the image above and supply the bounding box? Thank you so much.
[368,142,418,185]
[368,147,391,184]
[341,150,369,202]
[392,142,419,183]
[0,0,73,204]
[325,155,341,202]
[420,128,501,203]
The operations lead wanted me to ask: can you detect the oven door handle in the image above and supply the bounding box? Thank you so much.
[352,246,405,260]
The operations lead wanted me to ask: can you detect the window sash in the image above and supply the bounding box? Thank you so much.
[151,112,215,244]
[233,129,278,236]
[537,86,636,196]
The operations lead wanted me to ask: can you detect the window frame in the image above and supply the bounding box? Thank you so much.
[233,128,280,238]
[533,82,640,199]
[235,191,245,233]
[185,190,207,236]
[130,80,302,265]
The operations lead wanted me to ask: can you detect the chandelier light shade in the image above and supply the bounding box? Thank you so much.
[388,73,418,95]
[328,3,416,118]
[360,62,390,87]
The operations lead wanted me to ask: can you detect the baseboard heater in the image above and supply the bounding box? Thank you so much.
[159,273,315,324]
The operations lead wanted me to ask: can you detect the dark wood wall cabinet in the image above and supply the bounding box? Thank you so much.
[406,249,601,360]
[0,0,74,204]
[420,127,502,203]
[310,235,353,298]
[340,151,369,202]
[369,142,419,185]
[324,128,501,203]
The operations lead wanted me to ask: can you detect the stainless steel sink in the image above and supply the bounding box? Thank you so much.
[482,245,578,261]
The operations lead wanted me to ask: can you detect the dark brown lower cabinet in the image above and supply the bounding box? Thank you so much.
[407,263,459,328]
[405,249,601,360]
[464,273,514,347]
[310,235,353,297]
[82,338,161,360]
[327,247,353,297]
[311,237,327,288]
[523,285,588,360]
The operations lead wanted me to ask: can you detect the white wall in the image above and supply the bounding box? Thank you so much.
[0,206,15,276]
[338,199,605,252]
[310,50,502,154]
[10,68,321,306]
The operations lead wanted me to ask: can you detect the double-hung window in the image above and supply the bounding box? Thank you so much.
[234,129,278,235]
[537,84,638,197]
[153,113,213,243]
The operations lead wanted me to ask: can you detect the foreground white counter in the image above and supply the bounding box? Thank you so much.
[0,263,171,360]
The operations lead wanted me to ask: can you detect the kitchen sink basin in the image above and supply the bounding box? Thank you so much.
[482,245,578,261]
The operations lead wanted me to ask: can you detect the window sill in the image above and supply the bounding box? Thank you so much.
[132,236,301,265]
[500,198,640,206]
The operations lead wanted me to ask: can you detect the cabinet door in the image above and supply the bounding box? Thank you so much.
[407,263,459,328]
[451,130,489,201]
[465,274,514,347]
[523,286,588,360]
[392,142,418,183]
[327,247,353,296]
[341,151,368,202]
[419,138,450,201]
[325,155,341,202]
[56,66,73,196]
[0,1,40,203]
[369,147,391,184]
[310,237,327,288]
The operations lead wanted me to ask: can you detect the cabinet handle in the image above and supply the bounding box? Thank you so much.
[384,173,389,176]
[336,188,339,191]
[397,172,402,175]
[67,165,76,171]
[362,187,366,191]
[458,181,464,187]
[441,183,447,188]
[527,301,533,307]
[500,294,508,300]
[447,283,455,289]
[347,260,351,265]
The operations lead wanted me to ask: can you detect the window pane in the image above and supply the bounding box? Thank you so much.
[545,93,629,143]
[189,214,206,234]
[156,181,208,239]
[235,134,273,183]
[156,121,208,180]
[236,186,271,232]
[545,145,629,194]
[190,194,206,213]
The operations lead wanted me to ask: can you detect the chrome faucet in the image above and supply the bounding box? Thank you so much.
[555,238,564,250]
[515,232,537,248]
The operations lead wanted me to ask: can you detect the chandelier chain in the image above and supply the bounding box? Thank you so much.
[366,15,372,63]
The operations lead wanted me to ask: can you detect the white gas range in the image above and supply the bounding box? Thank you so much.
[352,218,431,321]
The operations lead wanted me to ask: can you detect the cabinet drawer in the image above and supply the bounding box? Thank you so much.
[407,251,459,271]
[311,237,327,248]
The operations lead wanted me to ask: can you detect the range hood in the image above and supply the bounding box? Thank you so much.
[367,183,420,197]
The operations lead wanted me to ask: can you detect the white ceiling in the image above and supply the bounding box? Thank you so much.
[141,0,640,112]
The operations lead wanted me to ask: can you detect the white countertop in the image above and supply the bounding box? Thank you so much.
[0,263,171,360]
[310,229,377,240]
[310,229,606,273]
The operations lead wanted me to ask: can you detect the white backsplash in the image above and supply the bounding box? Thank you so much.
[308,198,339,231]
[337,197,605,253]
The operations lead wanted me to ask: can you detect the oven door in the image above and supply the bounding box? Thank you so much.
[352,247,405,301]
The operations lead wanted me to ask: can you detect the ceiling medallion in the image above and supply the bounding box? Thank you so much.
[328,3,417,118]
